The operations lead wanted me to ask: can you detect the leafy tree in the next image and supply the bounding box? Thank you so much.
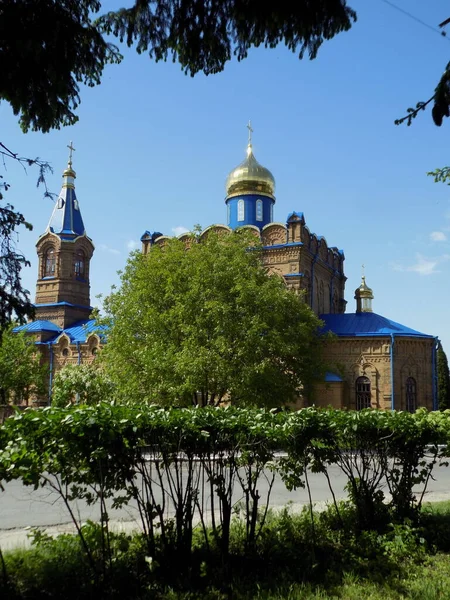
[101,230,326,407]
[437,342,450,411]
[0,1,356,133]
[51,362,114,407]
[427,166,450,186]
[0,144,53,337]
[0,0,122,133]
[395,62,450,128]
[394,14,450,128]
[0,325,48,405]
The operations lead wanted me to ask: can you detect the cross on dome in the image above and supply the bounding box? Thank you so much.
[246,120,253,156]
[247,120,253,144]
[67,141,75,167]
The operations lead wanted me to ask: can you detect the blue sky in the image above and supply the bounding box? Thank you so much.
[2,1,450,350]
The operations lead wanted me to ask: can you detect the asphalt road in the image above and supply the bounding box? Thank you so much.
[1,461,450,549]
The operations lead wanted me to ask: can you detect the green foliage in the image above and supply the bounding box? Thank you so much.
[395,61,450,128]
[0,325,48,404]
[2,405,450,597]
[0,199,34,332]
[51,362,114,407]
[101,231,326,407]
[0,147,53,333]
[98,1,356,77]
[437,343,450,410]
[1,1,356,132]
[0,507,444,600]
[0,0,122,133]
[427,166,450,185]
[1,522,148,599]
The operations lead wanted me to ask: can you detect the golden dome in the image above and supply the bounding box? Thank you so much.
[226,144,276,200]
[355,275,374,313]
[355,275,373,298]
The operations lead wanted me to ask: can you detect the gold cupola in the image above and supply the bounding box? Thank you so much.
[225,123,276,200]
[62,140,76,190]
[355,272,374,313]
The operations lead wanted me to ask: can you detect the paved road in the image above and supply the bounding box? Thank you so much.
[1,462,450,549]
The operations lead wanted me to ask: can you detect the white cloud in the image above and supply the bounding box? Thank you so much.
[99,244,120,255]
[393,253,450,276]
[126,239,140,251]
[430,231,447,242]
[172,226,190,236]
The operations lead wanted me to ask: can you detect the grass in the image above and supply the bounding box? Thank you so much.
[3,502,450,599]
[244,555,450,599]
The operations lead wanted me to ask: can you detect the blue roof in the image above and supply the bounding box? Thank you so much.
[325,372,343,382]
[47,186,85,239]
[14,320,62,334]
[320,312,434,339]
[62,319,107,343]
[34,302,92,310]
[286,211,305,222]
[14,319,107,344]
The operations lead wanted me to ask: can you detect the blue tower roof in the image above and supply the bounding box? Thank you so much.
[320,312,434,339]
[47,145,86,239]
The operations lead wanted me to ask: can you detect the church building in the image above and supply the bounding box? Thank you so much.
[18,133,438,410]
[142,126,438,411]
[15,145,103,402]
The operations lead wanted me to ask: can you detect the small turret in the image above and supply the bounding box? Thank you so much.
[355,271,374,313]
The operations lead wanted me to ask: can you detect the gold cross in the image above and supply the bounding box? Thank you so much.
[247,120,253,146]
[67,141,75,166]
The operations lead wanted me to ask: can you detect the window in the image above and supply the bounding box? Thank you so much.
[238,199,245,222]
[227,203,231,225]
[355,376,371,410]
[256,199,263,221]
[74,249,85,278]
[405,377,417,413]
[62,348,69,357]
[270,203,274,222]
[44,248,56,277]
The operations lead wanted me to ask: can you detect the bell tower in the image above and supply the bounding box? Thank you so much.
[34,143,95,328]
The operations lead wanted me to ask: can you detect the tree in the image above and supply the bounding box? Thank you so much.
[437,342,450,411]
[395,15,450,128]
[0,325,48,405]
[0,0,121,133]
[0,144,53,337]
[100,231,326,407]
[51,362,114,407]
[0,1,356,133]
[395,63,450,128]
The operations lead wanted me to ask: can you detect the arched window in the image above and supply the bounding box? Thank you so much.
[44,248,56,277]
[256,199,263,221]
[405,377,417,413]
[74,249,85,278]
[238,199,245,222]
[356,376,371,410]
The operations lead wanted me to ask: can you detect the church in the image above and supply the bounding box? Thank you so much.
[17,133,438,410]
